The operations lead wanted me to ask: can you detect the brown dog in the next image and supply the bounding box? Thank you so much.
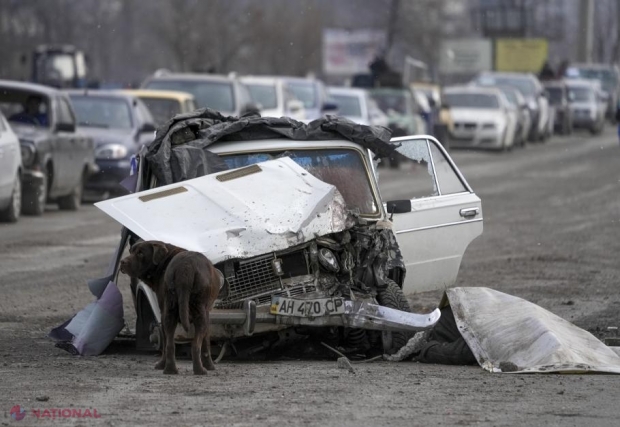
[120,241,220,375]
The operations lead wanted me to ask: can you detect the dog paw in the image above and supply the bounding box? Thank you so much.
[163,366,179,375]
[193,367,209,375]
[154,360,165,370]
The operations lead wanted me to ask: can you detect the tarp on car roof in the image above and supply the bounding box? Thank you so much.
[143,108,393,186]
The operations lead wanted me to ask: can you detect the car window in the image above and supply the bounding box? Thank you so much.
[144,80,235,113]
[330,94,362,117]
[139,97,180,125]
[443,93,499,109]
[135,99,155,125]
[221,148,378,215]
[246,84,278,109]
[287,82,317,109]
[378,139,438,201]
[69,95,133,129]
[58,97,75,125]
[428,142,467,195]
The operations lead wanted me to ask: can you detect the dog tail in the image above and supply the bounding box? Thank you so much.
[178,290,191,333]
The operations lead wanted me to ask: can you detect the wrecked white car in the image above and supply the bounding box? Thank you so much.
[80,111,483,357]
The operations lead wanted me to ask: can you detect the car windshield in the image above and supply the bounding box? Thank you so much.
[145,80,235,113]
[286,82,317,109]
[221,148,377,215]
[69,95,132,129]
[569,87,594,102]
[571,68,617,91]
[498,88,517,105]
[546,87,564,105]
[371,91,408,115]
[478,75,537,97]
[330,94,362,117]
[245,84,278,109]
[139,97,181,126]
[443,93,499,109]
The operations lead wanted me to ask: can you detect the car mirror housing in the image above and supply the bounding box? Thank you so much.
[386,199,412,215]
[55,122,75,133]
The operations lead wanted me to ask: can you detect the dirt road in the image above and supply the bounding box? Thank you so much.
[1,129,619,426]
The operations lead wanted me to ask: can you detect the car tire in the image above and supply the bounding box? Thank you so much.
[22,165,49,216]
[0,172,21,223]
[58,172,84,211]
[376,279,412,355]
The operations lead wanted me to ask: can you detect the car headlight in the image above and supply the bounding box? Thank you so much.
[95,144,128,160]
[318,248,340,273]
[528,99,538,110]
[19,143,36,168]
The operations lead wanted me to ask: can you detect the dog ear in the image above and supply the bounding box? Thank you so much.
[151,242,169,265]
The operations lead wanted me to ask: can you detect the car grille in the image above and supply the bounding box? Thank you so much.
[455,122,477,130]
[216,250,311,309]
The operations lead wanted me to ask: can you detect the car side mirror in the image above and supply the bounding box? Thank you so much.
[55,122,75,133]
[321,100,339,114]
[140,123,157,133]
[386,199,412,215]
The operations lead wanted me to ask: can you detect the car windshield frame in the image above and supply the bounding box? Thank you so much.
[443,92,500,109]
[219,147,380,216]
[69,95,134,129]
[144,79,236,114]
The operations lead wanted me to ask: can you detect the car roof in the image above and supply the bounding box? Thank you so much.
[207,138,367,155]
[327,87,367,97]
[121,89,195,101]
[478,72,536,80]
[65,89,136,102]
[145,73,234,83]
[444,86,501,96]
[0,79,61,97]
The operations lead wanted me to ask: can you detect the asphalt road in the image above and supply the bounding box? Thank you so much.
[0,128,619,426]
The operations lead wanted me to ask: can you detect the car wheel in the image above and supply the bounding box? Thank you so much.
[376,279,412,355]
[0,172,21,223]
[58,172,84,211]
[22,165,48,216]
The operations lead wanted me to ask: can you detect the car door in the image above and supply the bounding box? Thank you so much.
[0,115,14,200]
[377,136,483,294]
[54,95,80,192]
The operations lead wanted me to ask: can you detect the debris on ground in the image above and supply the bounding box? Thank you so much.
[337,357,355,374]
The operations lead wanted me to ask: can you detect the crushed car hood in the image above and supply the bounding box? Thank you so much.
[95,157,353,263]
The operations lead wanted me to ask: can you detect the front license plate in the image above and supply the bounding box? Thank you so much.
[270,296,346,317]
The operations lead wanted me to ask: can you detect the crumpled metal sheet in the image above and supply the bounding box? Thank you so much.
[446,287,620,374]
[145,108,394,186]
[96,157,355,264]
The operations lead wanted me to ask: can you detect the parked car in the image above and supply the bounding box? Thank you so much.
[96,113,483,357]
[67,90,158,196]
[277,77,338,121]
[0,111,22,222]
[141,72,258,117]
[239,76,306,121]
[369,87,424,137]
[495,85,530,146]
[0,80,95,215]
[474,72,551,142]
[327,86,388,126]
[565,63,620,121]
[566,79,605,134]
[122,90,197,126]
[443,86,518,151]
[543,80,574,135]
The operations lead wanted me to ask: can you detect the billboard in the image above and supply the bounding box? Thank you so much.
[322,29,386,75]
[439,39,493,74]
[495,38,548,73]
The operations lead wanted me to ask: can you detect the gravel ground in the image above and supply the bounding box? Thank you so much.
[0,128,619,427]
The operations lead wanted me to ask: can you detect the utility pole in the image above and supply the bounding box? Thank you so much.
[577,0,594,62]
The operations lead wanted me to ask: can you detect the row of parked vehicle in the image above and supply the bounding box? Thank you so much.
[1,63,616,223]
[445,66,616,151]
